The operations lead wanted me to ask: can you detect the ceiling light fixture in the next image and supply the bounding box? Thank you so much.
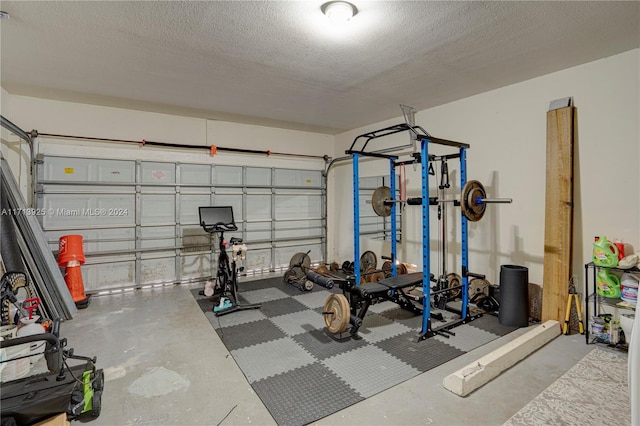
[0,11,10,20]
[321,1,357,25]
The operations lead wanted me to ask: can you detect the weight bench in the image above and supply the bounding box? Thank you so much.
[349,272,425,333]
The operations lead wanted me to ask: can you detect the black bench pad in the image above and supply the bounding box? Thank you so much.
[377,272,423,290]
[357,281,390,296]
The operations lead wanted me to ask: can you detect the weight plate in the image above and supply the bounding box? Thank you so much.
[342,261,354,274]
[283,269,297,283]
[461,180,486,222]
[469,278,490,299]
[363,267,377,283]
[302,280,314,291]
[360,250,377,272]
[381,260,393,277]
[371,186,392,217]
[397,263,407,275]
[323,294,350,333]
[315,264,329,275]
[291,266,305,280]
[330,262,340,272]
[370,270,385,283]
[446,273,462,299]
[289,252,311,270]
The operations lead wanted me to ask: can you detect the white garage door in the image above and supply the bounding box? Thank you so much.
[36,155,325,293]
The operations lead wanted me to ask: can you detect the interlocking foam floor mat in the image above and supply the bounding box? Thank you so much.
[192,277,517,426]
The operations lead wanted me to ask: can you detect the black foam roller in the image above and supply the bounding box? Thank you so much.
[498,265,529,327]
[306,270,334,289]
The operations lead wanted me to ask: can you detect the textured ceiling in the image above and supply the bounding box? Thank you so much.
[1,1,638,134]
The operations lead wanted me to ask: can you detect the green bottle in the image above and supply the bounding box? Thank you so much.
[593,236,619,267]
[596,269,621,298]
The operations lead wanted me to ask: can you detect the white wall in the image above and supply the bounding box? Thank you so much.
[1,87,32,199]
[329,49,640,286]
[1,95,333,196]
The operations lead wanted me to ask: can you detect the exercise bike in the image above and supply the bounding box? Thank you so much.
[198,206,261,316]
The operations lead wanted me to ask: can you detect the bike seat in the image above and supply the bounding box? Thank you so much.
[230,237,243,244]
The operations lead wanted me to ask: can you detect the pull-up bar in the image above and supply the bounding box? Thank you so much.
[346,123,470,156]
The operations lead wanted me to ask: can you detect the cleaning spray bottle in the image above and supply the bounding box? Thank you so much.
[593,236,619,267]
[596,269,621,298]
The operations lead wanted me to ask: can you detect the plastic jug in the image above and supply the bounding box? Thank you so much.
[593,236,619,267]
[15,297,46,364]
[596,269,621,298]
[16,316,46,364]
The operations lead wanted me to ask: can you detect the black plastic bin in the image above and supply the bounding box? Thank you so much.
[498,265,529,327]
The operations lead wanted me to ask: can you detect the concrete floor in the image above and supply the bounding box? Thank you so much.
[57,277,608,425]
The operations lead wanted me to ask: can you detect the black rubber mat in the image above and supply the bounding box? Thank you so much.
[468,313,520,336]
[252,362,364,426]
[193,278,517,425]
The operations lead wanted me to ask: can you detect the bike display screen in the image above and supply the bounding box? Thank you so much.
[199,206,235,228]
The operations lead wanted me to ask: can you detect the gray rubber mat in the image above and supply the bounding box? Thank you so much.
[374,331,466,371]
[193,278,515,425]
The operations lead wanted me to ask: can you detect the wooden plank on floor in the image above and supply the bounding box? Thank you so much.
[541,106,574,323]
[443,320,561,396]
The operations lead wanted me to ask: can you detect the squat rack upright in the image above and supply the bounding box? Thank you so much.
[346,123,478,340]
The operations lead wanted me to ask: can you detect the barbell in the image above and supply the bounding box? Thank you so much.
[371,180,511,222]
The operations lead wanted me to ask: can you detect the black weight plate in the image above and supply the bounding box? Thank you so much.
[360,250,377,272]
[371,186,392,217]
[461,180,486,222]
[289,252,311,270]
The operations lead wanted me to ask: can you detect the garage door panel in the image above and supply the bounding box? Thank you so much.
[82,260,136,292]
[181,226,210,252]
[243,248,271,272]
[181,164,211,185]
[275,228,323,240]
[246,167,272,186]
[275,194,322,220]
[141,256,176,284]
[140,226,176,249]
[274,169,321,187]
[181,253,213,278]
[140,194,175,224]
[39,156,135,183]
[214,166,242,185]
[141,162,175,184]
[46,228,135,254]
[41,193,135,228]
[181,194,212,224]
[246,195,271,221]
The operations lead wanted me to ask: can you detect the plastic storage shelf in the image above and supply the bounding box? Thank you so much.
[584,262,638,350]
